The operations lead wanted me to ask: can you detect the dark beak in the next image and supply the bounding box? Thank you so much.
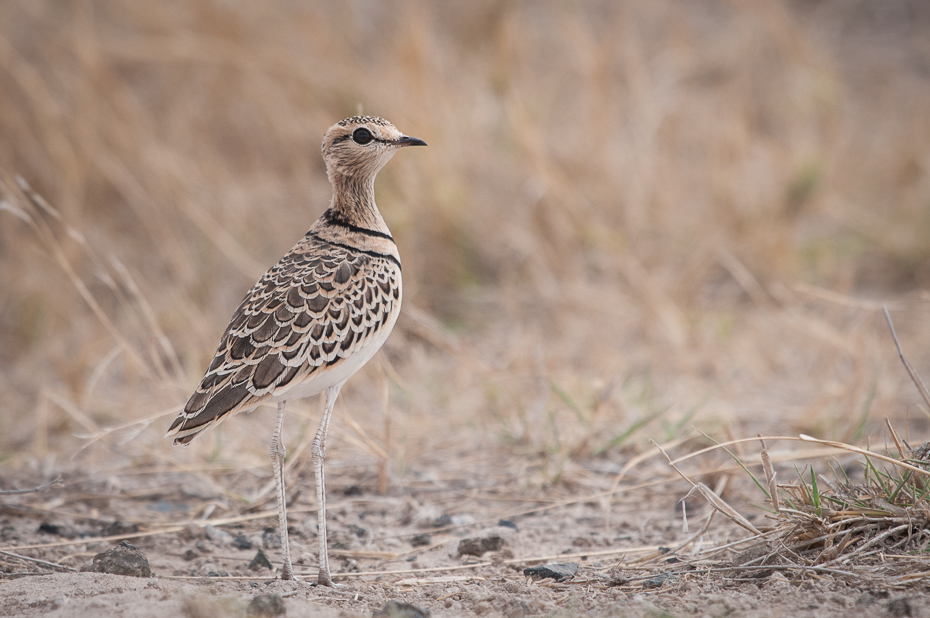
[392,135,427,147]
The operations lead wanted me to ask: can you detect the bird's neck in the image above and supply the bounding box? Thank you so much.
[327,173,389,233]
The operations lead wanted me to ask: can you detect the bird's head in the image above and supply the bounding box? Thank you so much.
[321,116,426,182]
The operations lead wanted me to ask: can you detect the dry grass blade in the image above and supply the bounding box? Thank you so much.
[671,435,930,479]
[670,436,799,465]
[883,306,930,413]
[0,477,63,496]
[797,435,930,477]
[7,176,154,380]
[759,438,779,512]
[886,417,907,458]
[715,246,771,307]
[654,440,761,535]
[72,406,181,455]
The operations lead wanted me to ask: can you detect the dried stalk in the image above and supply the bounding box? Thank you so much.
[883,306,930,412]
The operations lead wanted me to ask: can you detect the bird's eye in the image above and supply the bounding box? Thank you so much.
[352,128,373,145]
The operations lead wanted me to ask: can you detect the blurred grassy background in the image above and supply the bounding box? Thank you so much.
[1,1,929,482]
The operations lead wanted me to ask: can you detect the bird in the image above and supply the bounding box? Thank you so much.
[165,115,426,586]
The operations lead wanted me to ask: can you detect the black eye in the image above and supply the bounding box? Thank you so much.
[352,128,373,145]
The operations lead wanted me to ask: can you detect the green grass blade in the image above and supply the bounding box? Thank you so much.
[549,381,589,425]
[698,430,769,499]
[810,466,821,516]
[863,455,891,495]
[889,470,913,504]
[596,404,672,454]
[852,373,878,443]
[663,386,717,441]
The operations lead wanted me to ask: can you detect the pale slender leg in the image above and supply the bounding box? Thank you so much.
[270,401,294,580]
[312,383,343,586]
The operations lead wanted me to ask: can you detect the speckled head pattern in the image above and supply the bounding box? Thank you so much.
[321,116,426,182]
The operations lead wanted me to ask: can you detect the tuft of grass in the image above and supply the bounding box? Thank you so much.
[665,430,930,583]
[765,443,930,570]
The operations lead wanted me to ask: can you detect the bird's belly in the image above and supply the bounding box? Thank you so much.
[265,306,400,404]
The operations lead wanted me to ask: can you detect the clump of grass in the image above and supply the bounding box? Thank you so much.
[657,432,930,585]
[759,433,930,571]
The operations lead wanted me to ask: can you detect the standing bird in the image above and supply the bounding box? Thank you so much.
[165,116,426,585]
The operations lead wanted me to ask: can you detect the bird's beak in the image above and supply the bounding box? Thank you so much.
[392,135,427,147]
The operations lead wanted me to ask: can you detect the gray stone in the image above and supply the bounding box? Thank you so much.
[372,600,430,618]
[523,562,578,582]
[247,594,286,617]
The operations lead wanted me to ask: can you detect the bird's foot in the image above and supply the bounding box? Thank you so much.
[276,572,318,587]
[317,569,349,589]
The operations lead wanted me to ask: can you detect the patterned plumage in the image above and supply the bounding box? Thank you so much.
[165,115,425,585]
[166,223,401,444]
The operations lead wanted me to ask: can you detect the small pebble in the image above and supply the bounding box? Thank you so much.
[372,600,430,618]
[457,535,505,557]
[37,523,76,539]
[204,525,233,544]
[642,572,673,589]
[432,514,453,528]
[248,594,286,617]
[410,533,432,547]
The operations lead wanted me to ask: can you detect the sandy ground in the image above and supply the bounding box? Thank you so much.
[2,571,926,618]
[2,459,928,618]
[2,2,929,616]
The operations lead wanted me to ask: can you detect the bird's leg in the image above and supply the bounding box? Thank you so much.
[312,383,343,587]
[270,401,294,581]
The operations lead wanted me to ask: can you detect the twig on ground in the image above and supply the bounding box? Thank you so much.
[0,477,63,496]
[619,563,865,582]
[0,549,75,572]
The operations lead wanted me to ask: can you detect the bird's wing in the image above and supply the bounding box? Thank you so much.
[166,235,401,445]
